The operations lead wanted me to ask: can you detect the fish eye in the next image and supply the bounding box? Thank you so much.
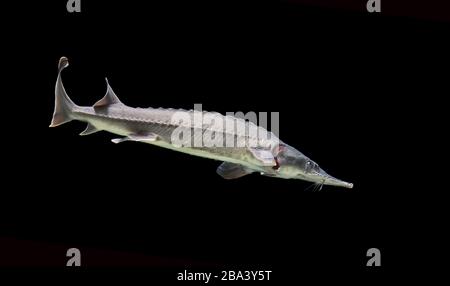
[305,160,316,173]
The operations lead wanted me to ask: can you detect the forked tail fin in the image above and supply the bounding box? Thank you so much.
[49,57,77,127]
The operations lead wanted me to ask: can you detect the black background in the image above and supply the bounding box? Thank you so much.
[1,0,448,280]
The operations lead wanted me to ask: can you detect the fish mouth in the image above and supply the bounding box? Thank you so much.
[313,169,353,189]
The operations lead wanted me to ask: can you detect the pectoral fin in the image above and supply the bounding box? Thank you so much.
[216,162,254,179]
[248,148,276,166]
[112,133,159,144]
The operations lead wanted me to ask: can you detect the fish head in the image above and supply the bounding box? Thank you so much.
[272,144,353,189]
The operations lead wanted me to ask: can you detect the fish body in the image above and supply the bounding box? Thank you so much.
[50,57,353,189]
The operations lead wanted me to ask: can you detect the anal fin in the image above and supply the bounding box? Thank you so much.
[79,123,100,136]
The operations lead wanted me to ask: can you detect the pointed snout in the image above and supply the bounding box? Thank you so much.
[316,168,353,189]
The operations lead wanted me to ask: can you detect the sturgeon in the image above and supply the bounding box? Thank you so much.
[50,57,353,189]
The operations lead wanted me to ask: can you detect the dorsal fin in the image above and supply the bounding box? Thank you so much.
[94,78,123,108]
